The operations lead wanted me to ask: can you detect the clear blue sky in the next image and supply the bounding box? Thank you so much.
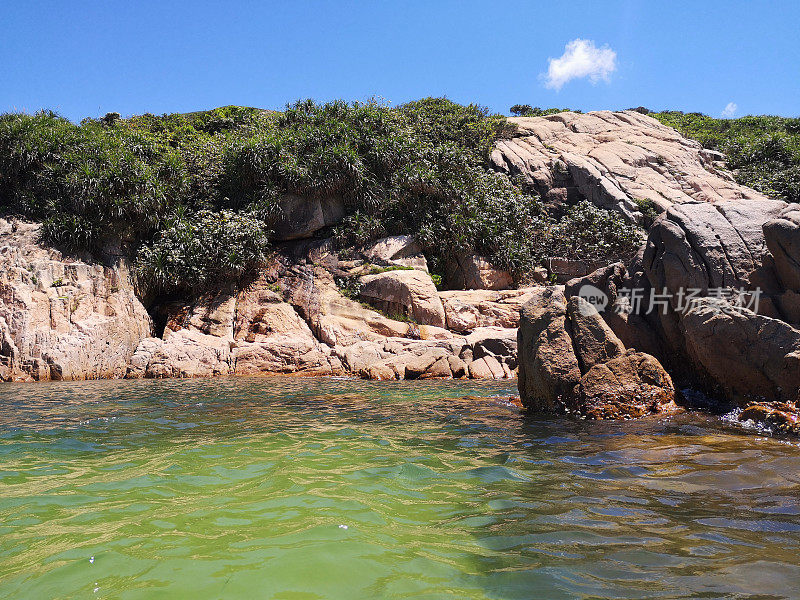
[2,0,798,122]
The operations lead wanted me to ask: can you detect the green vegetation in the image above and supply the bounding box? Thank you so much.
[632,197,659,228]
[0,99,641,297]
[509,105,574,118]
[650,111,800,202]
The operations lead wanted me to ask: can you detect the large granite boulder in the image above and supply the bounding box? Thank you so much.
[358,235,428,272]
[440,287,538,333]
[492,110,767,221]
[517,287,676,417]
[763,205,800,292]
[0,219,152,381]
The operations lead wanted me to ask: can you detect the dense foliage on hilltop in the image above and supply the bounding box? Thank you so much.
[0,99,639,296]
[650,111,800,202]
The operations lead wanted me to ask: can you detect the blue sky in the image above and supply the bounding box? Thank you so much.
[2,0,798,122]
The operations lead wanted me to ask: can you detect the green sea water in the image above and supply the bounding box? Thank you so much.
[0,377,799,599]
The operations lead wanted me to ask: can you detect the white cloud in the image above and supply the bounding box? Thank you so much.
[543,39,617,91]
[721,102,738,118]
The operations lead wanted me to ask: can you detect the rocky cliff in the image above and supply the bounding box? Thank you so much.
[0,219,151,381]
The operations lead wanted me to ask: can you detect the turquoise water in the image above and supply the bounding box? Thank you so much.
[0,377,799,599]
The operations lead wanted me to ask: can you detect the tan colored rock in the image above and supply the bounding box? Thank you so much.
[359,235,428,272]
[466,326,518,370]
[446,254,513,290]
[492,110,768,220]
[0,219,152,381]
[359,269,446,328]
[420,356,452,379]
[447,355,468,378]
[468,355,505,379]
[440,287,538,333]
[146,329,232,378]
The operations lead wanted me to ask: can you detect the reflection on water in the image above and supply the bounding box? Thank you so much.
[0,377,799,599]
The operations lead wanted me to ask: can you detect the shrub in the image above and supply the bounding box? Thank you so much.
[542,201,642,262]
[134,209,271,295]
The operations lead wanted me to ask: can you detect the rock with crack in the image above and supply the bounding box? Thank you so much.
[681,298,800,403]
[128,275,343,378]
[282,265,450,346]
[491,110,768,221]
[358,269,447,328]
[517,287,676,417]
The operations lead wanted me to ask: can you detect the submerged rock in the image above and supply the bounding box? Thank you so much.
[739,402,800,436]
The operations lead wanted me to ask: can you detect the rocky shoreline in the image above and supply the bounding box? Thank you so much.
[1,110,798,435]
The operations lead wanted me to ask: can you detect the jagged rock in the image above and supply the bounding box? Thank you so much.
[517,287,675,417]
[283,265,446,346]
[126,337,163,379]
[466,326,517,370]
[440,287,538,333]
[567,296,625,370]
[446,254,513,290]
[146,329,232,378]
[0,219,152,381]
[359,269,446,328]
[492,110,767,220]
[739,402,800,435]
[272,195,345,241]
[358,235,428,272]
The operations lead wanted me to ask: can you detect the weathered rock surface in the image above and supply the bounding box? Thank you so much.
[440,287,537,333]
[272,195,345,241]
[517,287,675,417]
[0,219,152,381]
[446,254,514,290]
[492,110,767,221]
[358,235,428,272]
[127,277,342,378]
[739,402,800,436]
[359,269,446,327]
